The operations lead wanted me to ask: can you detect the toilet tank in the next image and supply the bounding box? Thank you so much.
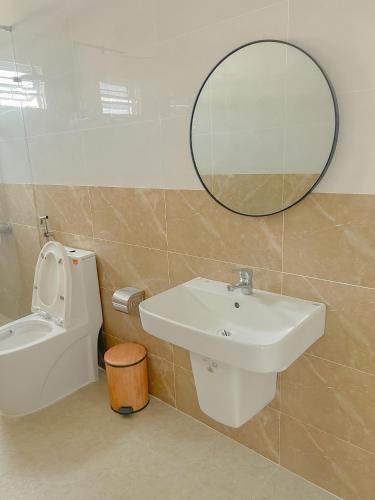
[64,247,102,332]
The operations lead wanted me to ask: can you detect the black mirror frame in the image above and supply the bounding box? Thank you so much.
[189,39,339,217]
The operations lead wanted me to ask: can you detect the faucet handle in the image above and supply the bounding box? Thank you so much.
[233,268,253,281]
[233,267,253,274]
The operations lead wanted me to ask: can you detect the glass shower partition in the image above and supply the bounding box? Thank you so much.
[0,26,40,326]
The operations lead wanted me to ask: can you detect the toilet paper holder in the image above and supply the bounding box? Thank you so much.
[112,287,145,315]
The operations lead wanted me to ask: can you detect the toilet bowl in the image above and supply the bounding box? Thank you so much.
[0,241,102,416]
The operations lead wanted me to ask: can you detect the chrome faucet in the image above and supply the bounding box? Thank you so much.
[227,268,253,295]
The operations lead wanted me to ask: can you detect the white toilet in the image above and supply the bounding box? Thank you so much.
[0,241,102,416]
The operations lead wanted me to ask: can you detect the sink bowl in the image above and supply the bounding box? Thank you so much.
[140,277,326,427]
[140,277,325,372]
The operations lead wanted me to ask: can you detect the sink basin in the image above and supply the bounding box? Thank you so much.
[140,277,325,372]
[140,277,326,427]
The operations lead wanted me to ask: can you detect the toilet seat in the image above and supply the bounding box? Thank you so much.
[32,241,72,327]
[0,317,55,353]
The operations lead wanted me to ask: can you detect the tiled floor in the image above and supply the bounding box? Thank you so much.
[0,373,339,500]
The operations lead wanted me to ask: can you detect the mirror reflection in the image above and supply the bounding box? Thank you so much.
[191,40,338,216]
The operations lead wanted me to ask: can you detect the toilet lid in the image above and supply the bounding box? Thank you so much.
[31,241,72,327]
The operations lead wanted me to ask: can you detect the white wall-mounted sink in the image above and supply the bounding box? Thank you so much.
[140,277,326,427]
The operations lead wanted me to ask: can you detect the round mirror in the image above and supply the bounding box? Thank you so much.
[190,40,339,216]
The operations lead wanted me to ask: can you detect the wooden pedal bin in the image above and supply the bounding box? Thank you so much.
[104,342,149,415]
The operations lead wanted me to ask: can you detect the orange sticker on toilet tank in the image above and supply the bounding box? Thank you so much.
[72,259,79,265]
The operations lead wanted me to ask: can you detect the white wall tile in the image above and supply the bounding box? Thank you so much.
[67,0,158,56]
[21,73,78,137]
[82,121,163,188]
[27,130,86,185]
[161,116,202,190]
[12,16,78,138]
[0,27,15,61]
[72,42,160,131]
[0,108,27,141]
[157,1,289,120]
[13,29,74,81]
[4,0,65,28]
[1,0,374,195]
[155,0,283,42]
[0,24,34,183]
[72,43,113,130]
[315,89,375,194]
[289,0,375,93]
[0,137,32,183]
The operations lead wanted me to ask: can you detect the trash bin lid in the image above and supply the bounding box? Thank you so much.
[104,342,147,368]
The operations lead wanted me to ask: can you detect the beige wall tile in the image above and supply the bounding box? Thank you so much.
[283,273,375,375]
[53,231,95,251]
[90,187,167,249]
[280,414,375,500]
[34,185,93,236]
[174,365,280,462]
[12,224,41,298]
[104,333,122,350]
[0,184,6,221]
[0,224,41,320]
[2,184,37,226]
[165,190,283,271]
[100,287,140,343]
[225,407,280,464]
[282,174,320,208]
[8,182,375,496]
[138,330,173,363]
[284,193,375,287]
[168,252,282,292]
[281,355,375,454]
[0,230,23,320]
[148,354,175,406]
[94,239,169,296]
[268,374,281,411]
[173,345,192,371]
[0,289,25,323]
[227,407,280,462]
